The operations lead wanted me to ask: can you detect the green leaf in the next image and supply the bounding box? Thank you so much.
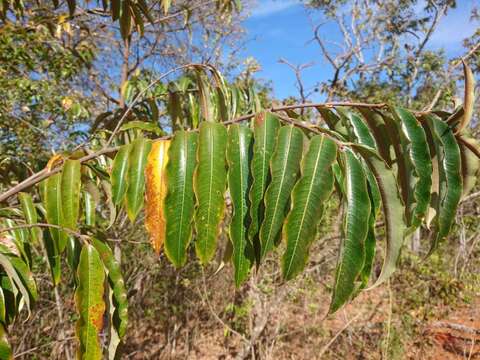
[126,137,152,222]
[337,108,376,149]
[43,230,61,285]
[92,239,128,339]
[427,116,463,255]
[0,253,34,316]
[194,122,228,264]
[282,135,337,280]
[329,149,370,313]
[41,174,68,252]
[259,125,303,260]
[248,112,280,247]
[0,324,12,360]
[227,124,254,286]
[61,159,82,230]
[84,188,96,227]
[6,255,38,302]
[393,107,432,231]
[3,219,30,265]
[357,108,393,165]
[18,192,41,244]
[358,167,381,289]
[336,110,382,289]
[354,146,407,287]
[164,131,198,268]
[111,144,132,206]
[75,244,106,360]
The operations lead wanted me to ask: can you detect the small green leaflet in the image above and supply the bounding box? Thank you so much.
[282,135,337,280]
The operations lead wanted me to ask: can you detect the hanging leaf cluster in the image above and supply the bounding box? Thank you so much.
[0,63,477,359]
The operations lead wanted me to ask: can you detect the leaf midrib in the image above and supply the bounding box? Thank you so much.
[284,137,324,277]
[263,127,293,257]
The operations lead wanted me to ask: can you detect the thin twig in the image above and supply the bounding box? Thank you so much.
[317,312,362,358]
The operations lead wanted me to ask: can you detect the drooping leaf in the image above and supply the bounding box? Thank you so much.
[60,159,82,273]
[18,192,41,243]
[329,149,370,313]
[393,107,432,231]
[359,168,381,289]
[0,253,33,316]
[145,140,171,254]
[61,159,82,230]
[194,122,228,264]
[426,115,463,255]
[164,131,198,268]
[3,219,30,265]
[43,228,61,285]
[111,144,132,206]
[92,239,128,341]
[353,146,407,287]
[337,110,381,289]
[75,244,106,360]
[248,112,280,246]
[84,186,97,227]
[259,125,303,260]
[41,174,68,252]
[126,137,152,222]
[282,135,337,280]
[227,124,254,286]
[6,255,38,302]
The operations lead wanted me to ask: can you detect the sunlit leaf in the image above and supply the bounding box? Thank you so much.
[145,140,171,254]
[194,122,228,264]
[164,131,198,267]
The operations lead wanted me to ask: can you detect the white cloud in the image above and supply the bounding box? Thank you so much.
[250,0,299,18]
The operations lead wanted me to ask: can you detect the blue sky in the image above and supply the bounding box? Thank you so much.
[241,0,479,100]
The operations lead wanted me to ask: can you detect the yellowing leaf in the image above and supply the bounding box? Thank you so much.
[145,140,171,254]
